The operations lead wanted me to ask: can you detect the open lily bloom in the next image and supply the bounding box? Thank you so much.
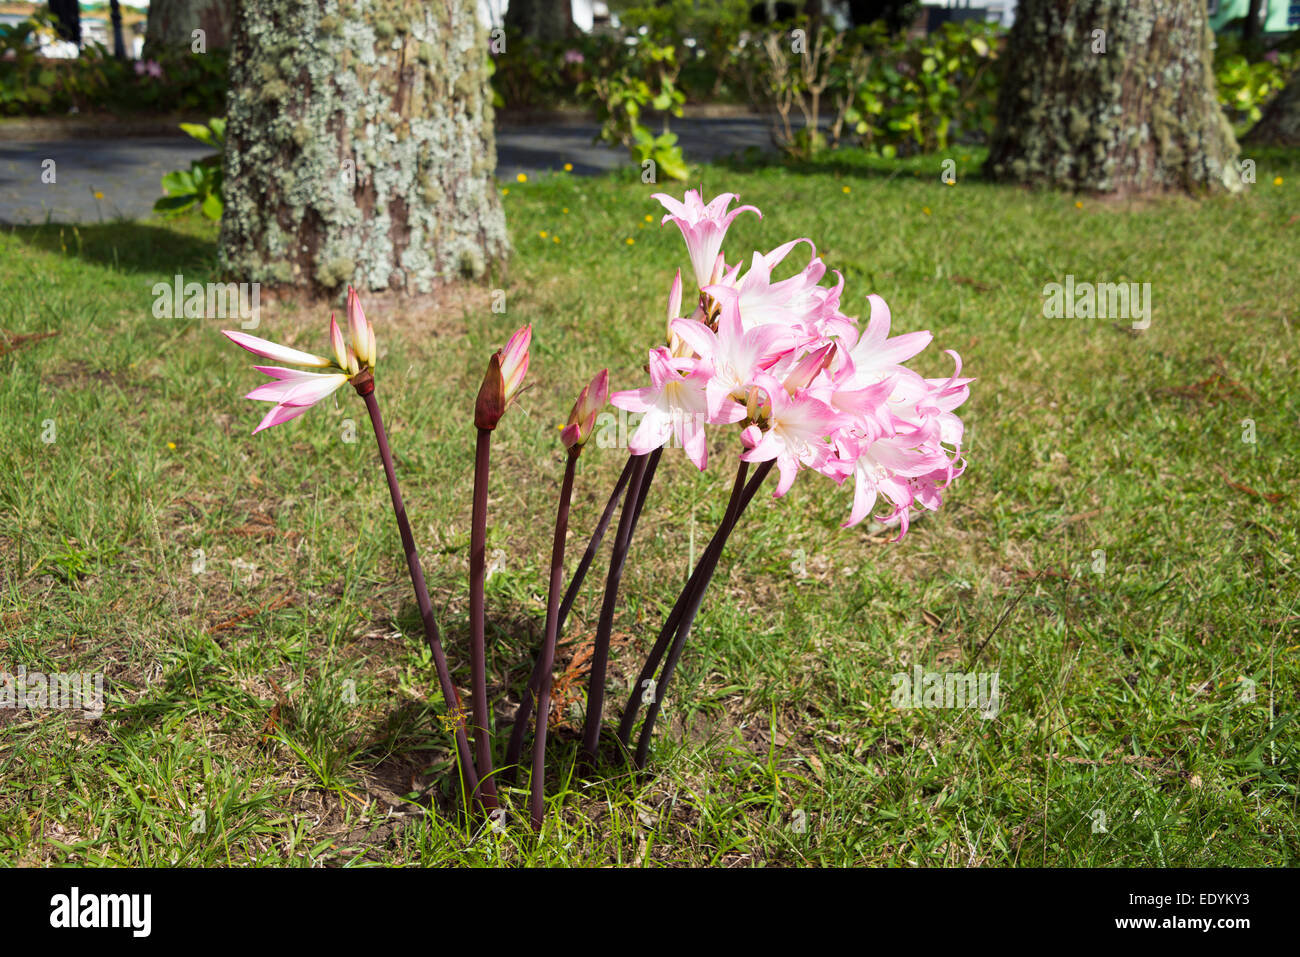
[223,286,375,434]
[633,188,971,538]
[611,347,712,470]
[652,190,760,290]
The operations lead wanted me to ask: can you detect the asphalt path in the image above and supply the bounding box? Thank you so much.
[0,116,780,225]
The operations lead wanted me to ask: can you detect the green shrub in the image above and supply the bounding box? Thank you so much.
[743,18,1003,160]
[0,12,228,117]
[579,39,689,180]
[1213,35,1296,136]
[154,118,225,221]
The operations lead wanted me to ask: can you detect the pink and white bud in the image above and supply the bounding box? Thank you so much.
[561,369,609,450]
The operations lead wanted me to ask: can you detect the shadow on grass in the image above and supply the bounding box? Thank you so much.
[5,220,219,277]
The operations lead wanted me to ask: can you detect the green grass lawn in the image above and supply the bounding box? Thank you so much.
[1,147,1298,866]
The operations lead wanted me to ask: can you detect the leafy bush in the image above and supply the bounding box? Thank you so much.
[579,39,689,181]
[0,12,228,117]
[743,18,1003,159]
[154,118,224,220]
[849,20,1002,157]
[618,0,754,103]
[1213,35,1297,136]
[491,34,624,110]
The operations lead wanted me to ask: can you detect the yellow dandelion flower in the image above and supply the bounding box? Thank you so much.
[502,188,509,196]
[167,442,176,450]
[644,214,653,222]
[564,163,573,172]
[1074,200,1083,209]
[842,185,851,194]
[539,230,548,239]
[922,206,931,216]
[94,191,104,200]
[562,207,569,214]
[516,173,527,183]
[1274,176,1284,186]
[552,235,559,244]
[626,237,635,245]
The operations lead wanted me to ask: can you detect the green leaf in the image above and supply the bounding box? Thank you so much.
[200,191,224,221]
[160,169,196,194]
[655,148,689,182]
[153,194,195,215]
[179,122,218,147]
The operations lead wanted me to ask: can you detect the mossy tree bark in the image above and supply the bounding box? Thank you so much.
[984,0,1241,195]
[144,0,234,51]
[1243,69,1300,147]
[218,0,509,294]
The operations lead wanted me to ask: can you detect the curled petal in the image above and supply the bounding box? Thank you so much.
[223,330,332,368]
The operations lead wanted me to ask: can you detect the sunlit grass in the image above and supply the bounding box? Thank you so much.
[1,146,1297,865]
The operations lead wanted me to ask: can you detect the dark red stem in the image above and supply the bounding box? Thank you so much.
[579,452,651,763]
[528,450,579,829]
[360,388,483,809]
[630,459,773,768]
[506,453,637,779]
[469,426,500,811]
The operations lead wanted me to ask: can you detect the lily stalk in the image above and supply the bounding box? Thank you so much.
[468,325,532,813]
[579,451,651,764]
[622,457,774,768]
[510,369,609,828]
[223,287,484,808]
[505,450,635,782]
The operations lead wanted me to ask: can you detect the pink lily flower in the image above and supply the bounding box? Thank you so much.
[710,239,825,333]
[741,375,844,497]
[611,347,711,470]
[243,366,353,434]
[500,325,532,403]
[670,297,785,423]
[840,294,934,384]
[223,286,376,434]
[838,430,952,531]
[347,285,376,368]
[652,190,760,290]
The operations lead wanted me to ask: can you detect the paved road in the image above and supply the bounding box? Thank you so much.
[0,117,779,225]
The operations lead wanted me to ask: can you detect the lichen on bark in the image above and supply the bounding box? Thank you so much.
[218,0,510,294]
[984,0,1242,195]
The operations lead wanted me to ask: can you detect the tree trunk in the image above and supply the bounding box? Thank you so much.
[1242,0,1263,48]
[504,0,573,44]
[1243,68,1300,147]
[218,0,509,294]
[48,0,80,47]
[984,0,1241,195]
[110,0,125,59]
[145,0,234,51]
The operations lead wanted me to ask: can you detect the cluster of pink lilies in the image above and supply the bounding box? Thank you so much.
[220,189,969,829]
[616,190,968,535]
